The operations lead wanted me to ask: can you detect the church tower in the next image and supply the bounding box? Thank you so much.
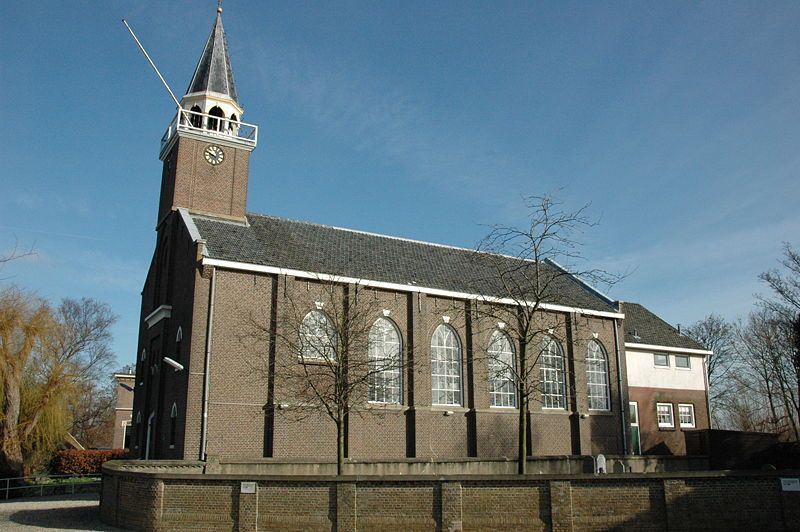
[157,5,257,224]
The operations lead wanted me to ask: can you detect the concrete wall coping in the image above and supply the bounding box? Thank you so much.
[103,460,799,483]
[217,454,708,465]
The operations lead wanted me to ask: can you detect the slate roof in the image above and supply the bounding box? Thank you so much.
[185,12,238,102]
[190,213,619,313]
[622,302,707,351]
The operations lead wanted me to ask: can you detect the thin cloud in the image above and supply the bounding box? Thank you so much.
[247,42,537,208]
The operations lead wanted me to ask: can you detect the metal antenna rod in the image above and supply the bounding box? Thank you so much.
[122,19,191,121]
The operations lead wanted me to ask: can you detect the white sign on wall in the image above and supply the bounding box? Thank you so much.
[240,481,256,494]
[780,478,800,492]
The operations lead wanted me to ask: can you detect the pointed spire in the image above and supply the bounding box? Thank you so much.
[185,7,238,103]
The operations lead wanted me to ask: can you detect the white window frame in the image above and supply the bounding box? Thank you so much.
[629,401,639,426]
[121,420,132,450]
[368,318,402,404]
[488,330,516,408]
[656,402,674,428]
[674,354,691,369]
[586,340,610,411]
[540,336,566,410]
[299,310,336,361]
[678,403,696,428]
[431,324,462,406]
[654,353,670,367]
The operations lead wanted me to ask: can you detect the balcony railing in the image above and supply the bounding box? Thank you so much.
[160,108,258,154]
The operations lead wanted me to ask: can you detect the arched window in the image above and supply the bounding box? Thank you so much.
[587,340,610,410]
[169,403,178,447]
[368,318,402,404]
[175,327,183,362]
[540,336,566,409]
[488,331,516,407]
[228,113,239,134]
[431,324,462,406]
[299,310,336,360]
[190,105,203,128]
[140,349,147,361]
[208,106,225,131]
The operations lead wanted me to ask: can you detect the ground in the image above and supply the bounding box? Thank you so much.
[0,493,121,531]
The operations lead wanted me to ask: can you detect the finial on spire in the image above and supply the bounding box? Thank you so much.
[217,0,222,14]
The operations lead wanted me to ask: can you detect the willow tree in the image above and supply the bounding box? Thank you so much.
[0,289,52,476]
[0,291,117,476]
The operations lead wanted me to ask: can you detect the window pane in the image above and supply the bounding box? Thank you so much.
[300,311,336,360]
[488,331,516,407]
[368,318,402,404]
[586,340,610,410]
[675,355,690,369]
[679,404,695,427]
[431,325,462,406]
[540,337,566,409]
[657,403,674,427]
[654,353,669,367]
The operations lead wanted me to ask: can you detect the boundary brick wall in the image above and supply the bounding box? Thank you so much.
[101,463,800,531]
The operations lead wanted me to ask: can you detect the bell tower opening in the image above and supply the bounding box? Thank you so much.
[207,106,225,132]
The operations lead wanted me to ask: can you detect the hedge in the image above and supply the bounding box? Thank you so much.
[51,449,129,475]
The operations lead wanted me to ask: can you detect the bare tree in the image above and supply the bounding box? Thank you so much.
[759,243,800,434]
[0,293,117,476]
[245,277,407,474]
[733,309,799,440]
[0,240,35,280]
[69,376,116,448]
[468,194,620,474]
[685,314,736,426]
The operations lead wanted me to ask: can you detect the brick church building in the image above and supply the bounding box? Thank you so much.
[129,8,709,464]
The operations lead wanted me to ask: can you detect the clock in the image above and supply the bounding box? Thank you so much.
[204,145,225,166]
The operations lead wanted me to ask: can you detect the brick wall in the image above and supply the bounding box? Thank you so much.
[100,464,800,531]
[628,386,709,455]
[173,269,628,464]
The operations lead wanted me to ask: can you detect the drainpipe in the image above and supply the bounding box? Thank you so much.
[200,267,217,461]
[612,318,628,455]
[703,355,712,429]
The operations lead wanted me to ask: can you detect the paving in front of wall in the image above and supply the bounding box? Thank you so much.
[0,493,124,531]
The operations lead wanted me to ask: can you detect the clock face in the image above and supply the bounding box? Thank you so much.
[204,145,225,166]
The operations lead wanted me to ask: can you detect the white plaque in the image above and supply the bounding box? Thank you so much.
[780,478,800,492]
[241,481,257,494]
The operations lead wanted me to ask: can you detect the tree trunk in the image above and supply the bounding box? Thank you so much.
[794,313,800,438]
[0,369,24,477]
[336,413,345,475]
[518,392,527,475]
[517,339,527,475]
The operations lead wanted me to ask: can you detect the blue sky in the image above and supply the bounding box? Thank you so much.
[2,1,799,367]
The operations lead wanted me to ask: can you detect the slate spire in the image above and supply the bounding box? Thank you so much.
[185,6,238,103]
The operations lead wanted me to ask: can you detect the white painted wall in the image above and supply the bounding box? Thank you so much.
[625,347,706,391]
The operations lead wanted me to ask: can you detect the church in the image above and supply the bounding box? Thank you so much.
[129,7,709,465]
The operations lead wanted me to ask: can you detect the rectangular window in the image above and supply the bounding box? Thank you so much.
[629,401,639,425]
[654,353,670,367]
[678,404,695,428]
[675,355,691,369]
[656,402,674,428]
